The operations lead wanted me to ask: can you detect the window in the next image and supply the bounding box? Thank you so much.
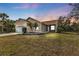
[36,27,39,30]
[51,25,55,30]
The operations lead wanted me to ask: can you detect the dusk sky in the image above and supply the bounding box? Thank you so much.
[0,3,73,21]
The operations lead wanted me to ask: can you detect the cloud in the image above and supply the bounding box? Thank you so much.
[13,3,39,9]
[13,4,73,21]
[37,5,73,21]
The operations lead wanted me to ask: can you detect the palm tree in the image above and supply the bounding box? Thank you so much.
[27,21,33,32]
[5,19,15,32]
[33,22,38,32]
[0,13,9,33]
[0,13,9,21]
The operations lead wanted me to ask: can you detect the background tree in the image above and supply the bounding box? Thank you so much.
[57,16,65,33]
[69,3,79,32]
[0,13,9,33]
[57,16,72,32]
[4,19,15,33]
[69,3,79,19]
[64,18,72,32]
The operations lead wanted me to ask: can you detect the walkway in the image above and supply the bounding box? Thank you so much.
[0,33,19,37]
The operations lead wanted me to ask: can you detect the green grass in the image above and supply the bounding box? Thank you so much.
[0,32,79,56]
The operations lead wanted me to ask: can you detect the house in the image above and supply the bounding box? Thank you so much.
[15,17,58,34]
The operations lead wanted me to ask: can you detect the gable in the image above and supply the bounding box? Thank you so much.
[15,19,27,27]
[26,17,41,23]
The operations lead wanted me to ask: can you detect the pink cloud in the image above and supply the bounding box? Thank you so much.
[30,3,38,8]
[13,3,39,9]
[14,4,73,22]
[38,5,73,21]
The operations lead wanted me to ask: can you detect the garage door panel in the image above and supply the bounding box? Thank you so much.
[16,27,23,33]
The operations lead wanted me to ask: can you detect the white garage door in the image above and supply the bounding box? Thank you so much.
[16,26,23,33]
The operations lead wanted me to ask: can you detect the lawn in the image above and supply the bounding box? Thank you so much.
[0,32,79,56]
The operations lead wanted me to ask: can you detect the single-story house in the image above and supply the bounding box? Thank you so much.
[15,17,58,34]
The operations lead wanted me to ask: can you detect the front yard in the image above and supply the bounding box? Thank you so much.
[0,32,79,56]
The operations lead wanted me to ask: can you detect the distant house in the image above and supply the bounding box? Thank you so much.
[15,17,58,33]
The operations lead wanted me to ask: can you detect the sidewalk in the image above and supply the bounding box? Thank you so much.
[0,33,19,37]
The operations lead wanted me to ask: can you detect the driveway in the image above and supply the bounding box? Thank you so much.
[0,33,19,37]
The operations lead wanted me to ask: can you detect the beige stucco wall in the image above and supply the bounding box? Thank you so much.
[15,19,45,33]
[27,18,44,32]
[15,20,27,33]
[39,23,46,32]
[15,20,27,27]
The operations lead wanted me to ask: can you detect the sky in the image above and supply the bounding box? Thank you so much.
[0,3,73,21]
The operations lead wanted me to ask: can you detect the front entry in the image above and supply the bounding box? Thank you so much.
[46,25,56,32]
[22,27,27,33]
[49,25,55,32]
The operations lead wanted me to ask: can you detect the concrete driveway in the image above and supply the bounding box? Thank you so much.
[0,33,19,37]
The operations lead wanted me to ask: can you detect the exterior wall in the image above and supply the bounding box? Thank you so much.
[42,20,58,32]
[40,24,47,32]
[0,22,3,32]
[27,18,44,33]
[15,20,27,33]
[42,24,57,32]
[15,18,44,33]
[15,20,27,27]
[0,22,3,26]
[15,18,58,33]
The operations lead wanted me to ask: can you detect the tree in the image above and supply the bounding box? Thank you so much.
[0,13,9,32]
[57,16,72,32]
[0,13,9,21]
[57,4,79,33]
[63,18,72,32]
[69,3,79,19]
[27,21,33,32]
[57,16,65,33]
[33,22,38,32]
[69,3,79,32]
[4,19,15,32]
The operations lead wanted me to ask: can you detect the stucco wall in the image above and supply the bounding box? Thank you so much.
[27,18,44,33]
[15,20,27,33]
[15,19,45,33]
[15,20,27,27]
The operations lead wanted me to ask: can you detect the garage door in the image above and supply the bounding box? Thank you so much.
[16,26,23,33]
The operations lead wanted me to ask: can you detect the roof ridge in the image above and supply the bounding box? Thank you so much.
[26,17,41,23]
